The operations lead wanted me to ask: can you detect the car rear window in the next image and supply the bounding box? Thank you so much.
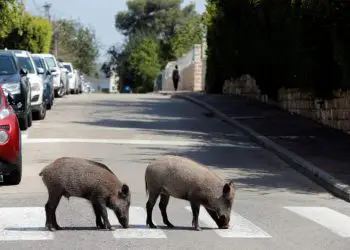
[0,55,17,75]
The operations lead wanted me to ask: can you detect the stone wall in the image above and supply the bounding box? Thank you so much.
[223,75,350,132]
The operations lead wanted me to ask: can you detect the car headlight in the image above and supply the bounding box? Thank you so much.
[2,83,20,95]
[0,130,9,144]
[0,108,10,120]
[31,82,42,91]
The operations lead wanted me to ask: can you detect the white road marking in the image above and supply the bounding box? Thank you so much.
[185,206,271,238]
[109,206,167,239]
[21,138,260,148]
[0,207,53,241]
[285,206,350,237]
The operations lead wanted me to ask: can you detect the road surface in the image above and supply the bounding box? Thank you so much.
[0,93,349,250]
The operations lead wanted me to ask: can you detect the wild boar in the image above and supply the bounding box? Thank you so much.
[145,155,235,231]
[39,157,131,231]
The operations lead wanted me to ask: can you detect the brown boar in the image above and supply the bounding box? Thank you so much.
[39,157,131,231]
[145,155,235,231]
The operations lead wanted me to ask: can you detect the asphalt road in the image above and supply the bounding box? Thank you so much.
[1,93,350,250]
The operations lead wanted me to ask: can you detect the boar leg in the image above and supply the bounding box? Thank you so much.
[146,191,160,228]
[190,202,201,231]
[45,193,62,231]
[92,203,105,229]
[159,194,174,228]
[94,201,113,230]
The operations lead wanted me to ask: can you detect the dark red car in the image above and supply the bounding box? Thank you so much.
[0,85,22,185]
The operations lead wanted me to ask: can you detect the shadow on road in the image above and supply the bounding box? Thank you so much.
[70,95,328,196]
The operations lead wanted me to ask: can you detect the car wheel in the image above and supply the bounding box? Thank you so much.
[33,103,46,120]
[5,129,22,185]
[47,96,53,110]
[19,116,28,131]
[27,111,32,127]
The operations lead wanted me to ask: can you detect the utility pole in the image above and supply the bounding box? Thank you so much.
[43,2,52,21]
[43,2,59,57]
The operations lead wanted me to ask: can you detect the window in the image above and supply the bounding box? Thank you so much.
[33,57,43,69]
[44,57,57,68]
[63,64,72,72]
[0,55,17,75]
[16,56,35,74]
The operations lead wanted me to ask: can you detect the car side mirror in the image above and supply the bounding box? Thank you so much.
[20,68,28,76]
[37,67,44,74]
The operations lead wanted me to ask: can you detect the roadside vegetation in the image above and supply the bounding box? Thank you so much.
[205,0,350,100]
[0,0,100,77]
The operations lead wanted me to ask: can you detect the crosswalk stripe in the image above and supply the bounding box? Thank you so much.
[284,206,350,237]
[184,206,271,238]
[0,207,54,241]
[109,206,167,239]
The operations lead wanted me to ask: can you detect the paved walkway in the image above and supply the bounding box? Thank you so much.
[175,93,350,189]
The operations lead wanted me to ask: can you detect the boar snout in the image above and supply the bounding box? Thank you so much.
[117,215,129,228]
[218,215,230,229]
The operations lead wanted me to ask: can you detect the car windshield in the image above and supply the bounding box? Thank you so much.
[63,64,72,72]
[0,55,17,75]
[16,55,35,74]
[33,57,44,69]
[44,56,57,68]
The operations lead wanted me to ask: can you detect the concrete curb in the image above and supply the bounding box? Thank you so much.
[172,93,350,202]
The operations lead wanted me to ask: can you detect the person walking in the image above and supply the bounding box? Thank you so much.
[172,65,180,91]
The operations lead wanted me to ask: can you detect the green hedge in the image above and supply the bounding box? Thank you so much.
[0,1,53,53]
[205,0,350,100]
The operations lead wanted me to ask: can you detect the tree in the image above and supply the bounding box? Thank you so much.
[2,12,53,53]
[104,0,203,92]
[0,0,22,40]
[56,19,100,76]
[129,37,161,92]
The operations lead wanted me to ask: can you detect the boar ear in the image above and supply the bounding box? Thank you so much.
[121,184,129,196]
[223,183,231,196]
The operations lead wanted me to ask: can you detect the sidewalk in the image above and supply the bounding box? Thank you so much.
[172,92,350,202]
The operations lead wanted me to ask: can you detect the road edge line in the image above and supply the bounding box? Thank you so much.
[172,93,350,203]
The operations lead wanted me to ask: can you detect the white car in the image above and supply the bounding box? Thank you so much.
[62,62,78,94]
[39,53,64,97]
[12,50,46,120]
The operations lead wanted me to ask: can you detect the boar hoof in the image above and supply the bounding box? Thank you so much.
[165,222,174,228]
[194,226,201,231]
[146,221,157,229]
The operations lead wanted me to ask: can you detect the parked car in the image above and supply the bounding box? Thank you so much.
[0,85,22,185]
[75,70,83,94]
[10,50,46,120]
[0,50,32,130]
[32,54,54,110]
[40,53,66,97]
[57,60,69,96]
[62,62,78,94]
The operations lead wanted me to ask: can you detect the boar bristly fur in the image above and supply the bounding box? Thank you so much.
[39,157,131,231]
[145,155,235,231]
